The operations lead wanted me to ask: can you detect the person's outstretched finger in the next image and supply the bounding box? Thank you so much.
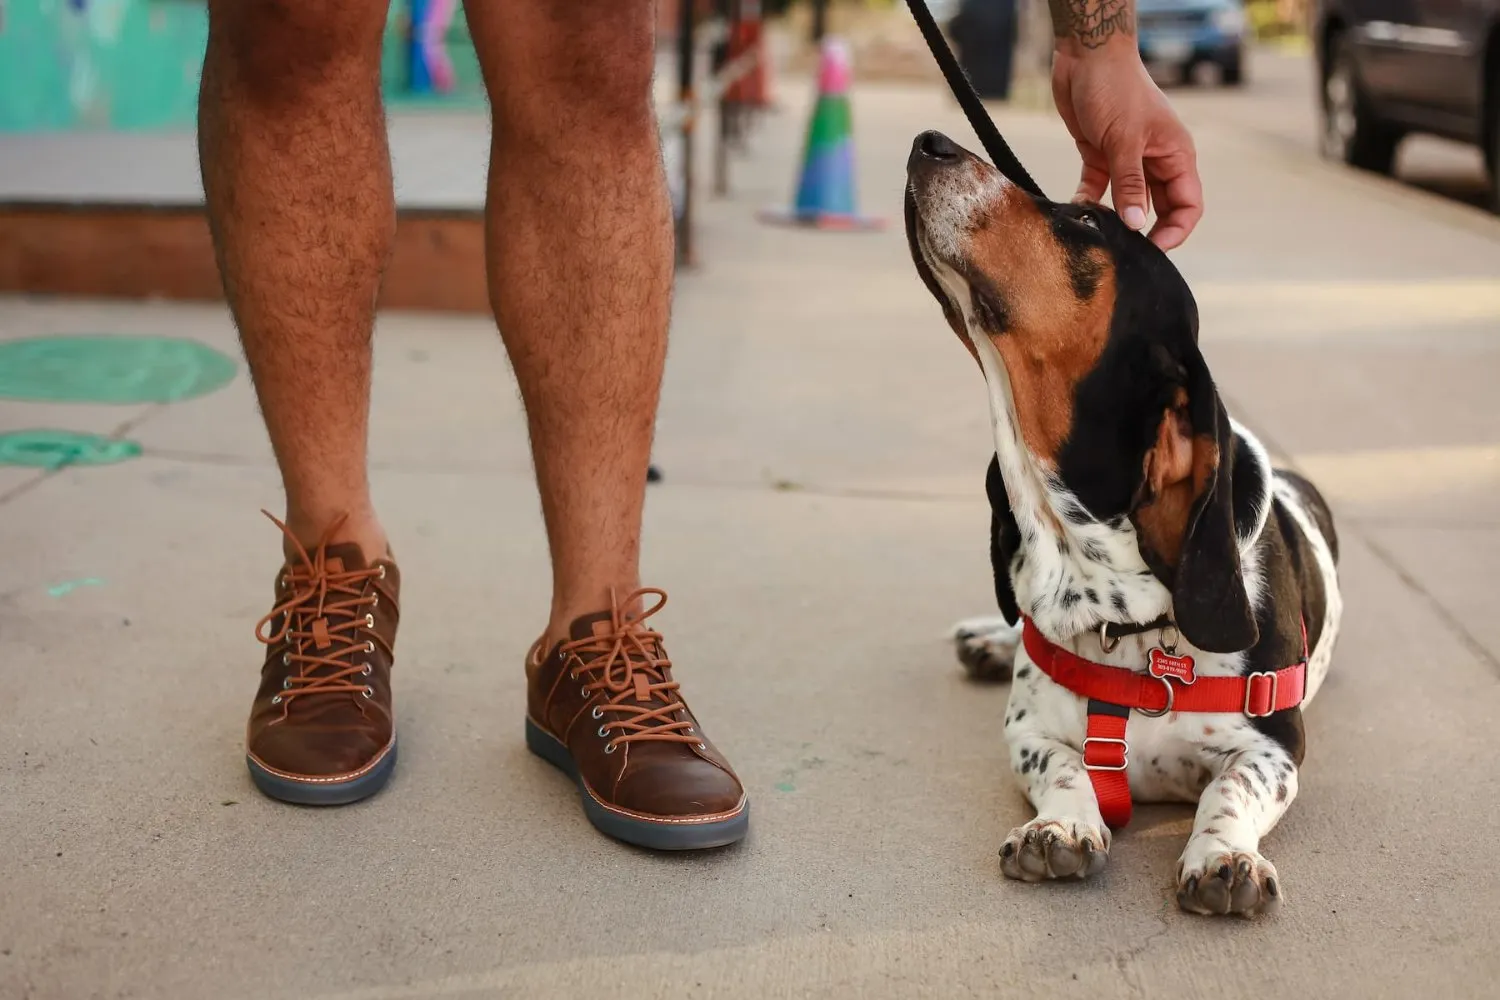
[1107,142,1151,232]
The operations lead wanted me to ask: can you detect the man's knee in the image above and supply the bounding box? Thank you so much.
[206,0,387,103]
[482,0,657,139]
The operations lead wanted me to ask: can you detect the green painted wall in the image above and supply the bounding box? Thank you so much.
[0,0,485,133]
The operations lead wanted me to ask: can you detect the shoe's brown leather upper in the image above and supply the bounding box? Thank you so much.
[247,515,400,780]
[527,588,745,820]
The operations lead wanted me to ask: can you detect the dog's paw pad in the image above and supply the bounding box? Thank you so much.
[1176,848,1281,917]
[999,819,1109,882]
[950,616,1019,682]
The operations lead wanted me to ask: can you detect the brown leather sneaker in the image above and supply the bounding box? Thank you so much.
[246,513,400,806]
[525,587,748,850]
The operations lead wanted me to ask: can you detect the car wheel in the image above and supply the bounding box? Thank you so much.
[1487,73,1500,214]
[1222,48,1244,86]
[1321,31,1400,174]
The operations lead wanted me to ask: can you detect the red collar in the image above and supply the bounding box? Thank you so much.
[1020,617,1307,829]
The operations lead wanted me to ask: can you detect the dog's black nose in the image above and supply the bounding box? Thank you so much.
[915,130,960,161]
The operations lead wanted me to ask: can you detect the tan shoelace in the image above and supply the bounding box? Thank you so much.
[562,587,702,752]
[253,512,384,715]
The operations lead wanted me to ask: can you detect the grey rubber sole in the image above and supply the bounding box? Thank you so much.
[246,740,398,806]
[525,718,748,851]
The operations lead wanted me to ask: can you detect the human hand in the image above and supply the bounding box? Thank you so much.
[1051,48,1203,250]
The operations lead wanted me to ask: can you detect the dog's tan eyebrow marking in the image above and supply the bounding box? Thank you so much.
[963,191,1116,465]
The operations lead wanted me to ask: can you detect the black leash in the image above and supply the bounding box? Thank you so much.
[903,0,1047,199]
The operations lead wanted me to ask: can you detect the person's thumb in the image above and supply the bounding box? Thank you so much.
[1108,147,1151,232]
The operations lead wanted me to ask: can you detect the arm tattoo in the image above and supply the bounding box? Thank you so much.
[1048,0,1135,48]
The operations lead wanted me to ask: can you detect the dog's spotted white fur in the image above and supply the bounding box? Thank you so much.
[918,178,1343,916]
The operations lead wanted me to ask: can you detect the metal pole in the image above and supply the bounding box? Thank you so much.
[713,0,738,197]
[810,0,828,44]
[675,0,697,267]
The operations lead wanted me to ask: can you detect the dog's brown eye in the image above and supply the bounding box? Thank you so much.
[1077,212,1099,230]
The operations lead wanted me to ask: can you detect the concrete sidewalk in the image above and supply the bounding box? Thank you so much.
[3,72,1500,999]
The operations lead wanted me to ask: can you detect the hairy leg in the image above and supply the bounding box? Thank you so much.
[198,0,394,557]
[463,0,670,636]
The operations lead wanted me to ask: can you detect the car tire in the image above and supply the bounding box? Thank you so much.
[1487,72,1499,214]
[1222,49,1245,87]
[1321,31,1400,174]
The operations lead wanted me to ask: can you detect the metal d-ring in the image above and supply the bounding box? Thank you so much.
[1136,675,1175,718]
[1098,621,1120,654]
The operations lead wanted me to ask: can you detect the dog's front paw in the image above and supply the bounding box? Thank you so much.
[951,615,1019,682]
[999,819,1109,882]
[1176,843,1281,917]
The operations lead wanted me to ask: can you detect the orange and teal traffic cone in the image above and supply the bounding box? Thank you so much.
[760,37,884,231]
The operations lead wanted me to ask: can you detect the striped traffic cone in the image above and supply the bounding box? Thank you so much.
[760,37,884,231]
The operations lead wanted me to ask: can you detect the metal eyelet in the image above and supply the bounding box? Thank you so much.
[361,663,373,676]
[364,640,375,654]
[271,695,282,705]
[362,686,374,699]
[282,678,292,690]
[371,595,379,608]
[597,725,609,738]
[603,743,617,755]
[591,706,603,720]
[685,726,694,734]
[365,614,375,628]
[696,742,706,750]
[377,566,386,579]
[282,653,291,667]
[580,686,589,699]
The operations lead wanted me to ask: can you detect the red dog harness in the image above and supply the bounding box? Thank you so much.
[1020,617,1308,829]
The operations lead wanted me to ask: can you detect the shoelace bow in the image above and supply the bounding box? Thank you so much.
[562,587,702,752]
[253,511,384,715]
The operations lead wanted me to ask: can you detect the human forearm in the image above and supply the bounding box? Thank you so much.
[1047,0,1137,57]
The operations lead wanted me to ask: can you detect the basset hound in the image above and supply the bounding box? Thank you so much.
[904,130,1342,918]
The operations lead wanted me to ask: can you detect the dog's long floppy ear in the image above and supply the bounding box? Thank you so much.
[1132,348,1258,654]
[985,454,1022,626]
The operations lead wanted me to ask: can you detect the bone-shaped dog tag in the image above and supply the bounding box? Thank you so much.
[1149,648,1197,684]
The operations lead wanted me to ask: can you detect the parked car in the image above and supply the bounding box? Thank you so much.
[1313,0,1500,211]
[1138,0,1250,85]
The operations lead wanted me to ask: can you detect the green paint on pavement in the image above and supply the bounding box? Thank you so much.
[0,430,142,469]
[48,578,106,598]
[0,336,237,405]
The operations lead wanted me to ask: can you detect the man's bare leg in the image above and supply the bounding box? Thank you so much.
[198,0,393,558]
[200,0,403,806]
[464,0,669,638]
[467,0,749,849]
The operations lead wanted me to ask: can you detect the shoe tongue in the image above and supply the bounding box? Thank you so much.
[567,609,663,673]
[282,541,373,576]
[316,542,370,574]
[569,610,617,643]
